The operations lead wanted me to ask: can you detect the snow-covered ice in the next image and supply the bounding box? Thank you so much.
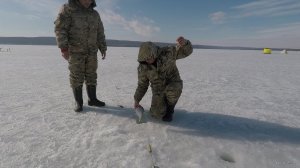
[0,45,300,168]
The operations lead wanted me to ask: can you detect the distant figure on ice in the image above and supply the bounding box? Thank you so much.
[54,0,107,112]
[134,36,193,122]
[0,48,11,53]
[281,49,288,54]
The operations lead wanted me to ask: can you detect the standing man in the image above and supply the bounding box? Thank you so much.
[134,37,193,122]
[54,0,107,112]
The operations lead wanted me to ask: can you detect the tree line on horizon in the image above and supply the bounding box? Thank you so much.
[0,37,299,51]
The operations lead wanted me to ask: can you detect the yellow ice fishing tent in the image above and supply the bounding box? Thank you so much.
[263,48,272,54]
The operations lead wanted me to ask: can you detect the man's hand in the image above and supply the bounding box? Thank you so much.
[134,101,142,109]
[176,36,187,47]
[61,48,69,60]
[101,51,106,60]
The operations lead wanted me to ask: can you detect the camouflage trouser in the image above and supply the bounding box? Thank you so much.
[68,52,98,88]
[150,81,183,119]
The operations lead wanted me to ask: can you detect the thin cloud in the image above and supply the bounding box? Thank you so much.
[256,22,300,38]
[101,9,160,37]
[209,22,300,48]
[127,20,160,37]
[233,0,300,17]
[0,10,40,21]
[96,0,160,37]
[231,22,300,40]
[6,0,62,20]
[11,0,161,37]
[209,11,226,24]
[98,0,121,9]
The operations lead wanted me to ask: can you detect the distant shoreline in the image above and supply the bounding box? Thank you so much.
[0,37,299,51]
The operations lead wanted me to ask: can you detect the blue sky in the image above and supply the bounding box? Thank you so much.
[0,0,300,48]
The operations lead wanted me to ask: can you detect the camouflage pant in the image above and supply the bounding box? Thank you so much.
[150,81,183,119]
[68,52,98,88]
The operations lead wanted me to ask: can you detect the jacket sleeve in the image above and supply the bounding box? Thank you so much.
[175,40,193,60]
[134,65,149,102]
[54,4,71,49]
[96,12,107,53]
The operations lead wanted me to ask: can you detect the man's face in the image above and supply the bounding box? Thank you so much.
[79,0,92,8]
[146,57,155,64]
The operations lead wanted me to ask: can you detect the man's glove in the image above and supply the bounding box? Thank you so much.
[100,50,106,60]
[60,48,69,60]
[176,36,187,47]
[134,101,143,109]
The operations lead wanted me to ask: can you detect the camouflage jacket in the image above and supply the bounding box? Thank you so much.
[54,0,106,54]
[134,40,193,102]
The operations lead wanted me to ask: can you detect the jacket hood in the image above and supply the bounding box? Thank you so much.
[68,0,97,9]
[138,42,159,62]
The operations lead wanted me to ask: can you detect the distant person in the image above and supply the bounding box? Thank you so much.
[54,0,107,112]
[134,36,193,122]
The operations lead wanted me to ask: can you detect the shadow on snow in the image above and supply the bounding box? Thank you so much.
[85,105,300,144]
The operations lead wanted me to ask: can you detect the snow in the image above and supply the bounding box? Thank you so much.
[1,45,300,168]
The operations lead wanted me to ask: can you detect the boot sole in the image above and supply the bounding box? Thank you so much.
[74,108,83,112]
[88,102,105,107]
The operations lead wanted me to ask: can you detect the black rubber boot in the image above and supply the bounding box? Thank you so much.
[72,86,83,112]
[162,104,175,122]
[86,85,105,107]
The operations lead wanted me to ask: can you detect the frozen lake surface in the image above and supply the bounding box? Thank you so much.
[1,45,300,168]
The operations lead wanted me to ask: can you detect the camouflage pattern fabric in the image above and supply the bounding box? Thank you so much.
[138,42,159,62]
[68,53,98,88]
[54,0,106,88]
[134,40,193,119]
